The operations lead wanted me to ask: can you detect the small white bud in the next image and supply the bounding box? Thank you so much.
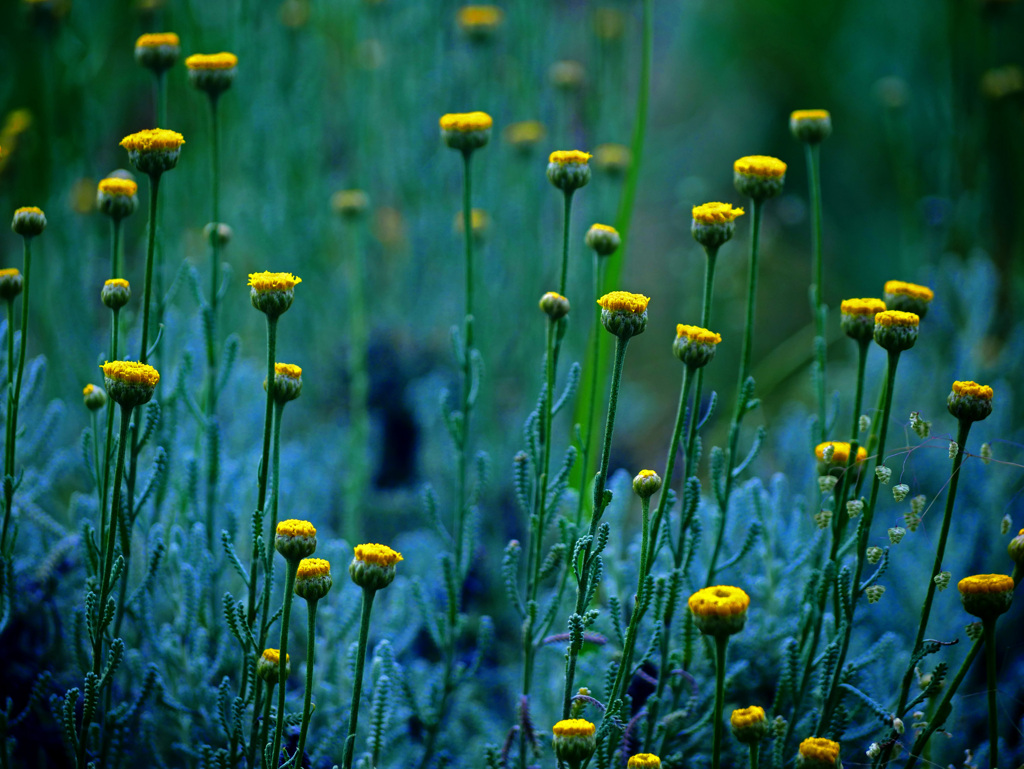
[893,717,905,735]
[948,440,958,459]
[818,475,838,494]
[980,442,992,464]
[893,483,910,502]
[876,465,892,484]
[934,571,951,591]
[859,414,871,433]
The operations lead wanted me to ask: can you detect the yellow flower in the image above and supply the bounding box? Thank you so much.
[589,223,618,235]
[798,737,840,765]
[277,519,316,538]
[790,110,832,143]
[105,278,130,289]
[100,360,160,387]
[296,557,330,579]
[840,298,886,316]
[692,202,745,224]
[958,574,1014,594]
[439,112,493,132]
[332,189,370,218]
[952,381,993,399]
[730,706,766,730]
[83,384,95,396]
[185,52,239,70]
[257,648,290,684]
[883,280,933,302]
[549,150,592,165]
[275,519,317,561]
[98,178,138,196]
[503,120,545,148]
[597,291,649,314]
[593,143,630,174]
[688,585,750,618]
[539,291,570,321]
[456,5,504,30]
[790,109,830,122]
[626,754,661,769]
[120,128,185,152]
[261,648,288,665]
[734,155,787,179]
[585,223,621,256]
[136,32,180,48]
[552,719,595,737]
[248,271,302,292]
[676,324,722,345]
[0,268,20,278]
[275,363,302,379]
[354,543,403,567]
[958,573,1014,619]
[814,441,867,464]
[874,310,919,327]
[14,206,43,217]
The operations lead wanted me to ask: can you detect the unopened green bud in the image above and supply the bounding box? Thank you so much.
[632,469,662,499]
[82,383,107,411]
[539,291,570,321]
[547,150,592,193]
[12,206,46,238]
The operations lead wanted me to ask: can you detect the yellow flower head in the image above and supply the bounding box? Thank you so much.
[815,441,867,464]
[504,120,545,147]
[275,363,302,380]
[692,202,745,224]
[549,150,591,165]
[439,112,493,132]
[100,360,160,387]
[552,719,596,737]
[791,109,830,122]
[136,32,180,48]
[799,737,840,765]
[260,648,289,665]
[590,223,618,235]
[354,543,404,567]
[98,178,138,197]
[952,381,993,400]
[120,128,185,152]
[185,52,239,70]
[456,5,504,29]
[248,271,302,292]
[296,557,331,579]
[627,754,661,769]
[676,324,722,345]
[688,585,750,618]
[883,280,933,302]
[83,383,95,396]
[597,291,649,314]
[958,574,1014,594]
[593,143,631,173]
[277,519,316,538]
[730,706,766,730]
[734,155,787,179]
[14,206,44,217]
[874,310,919,328]
[332,189,370,217]
[0,268,20,278]
[105,278,130,289]
[840,298,886,316]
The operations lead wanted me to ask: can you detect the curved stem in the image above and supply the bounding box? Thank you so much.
[711,634,729,769]
[806,143,827,444]
[270,559,300,769]
[343,588,376,769]
[295,598,319,763]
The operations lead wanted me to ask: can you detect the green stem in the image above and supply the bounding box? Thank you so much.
[265,401,286,573]
[712,634,729,769]
[259,681,275,769]
[156,71,167,128]
[342,588,376,769]
[111,218,122,278]
[648,365,691,565]
[562,333,630,719]
[574,255,606,527]
[528,317,558,606]
[342,220,370,548]
[295,598,319,763]
[4,299,12,397]
[98,309,120,574]
[454,148,476,582]
[99,405,133,602]
[270,559,300,769]
[983,617,999,769]
[139,173,161,364]
[806,143,827,444]
[559,191,574,297]
[749,741,760,769]
[738,199,763,385]
[205,96,222,553]
[610,495,652,703]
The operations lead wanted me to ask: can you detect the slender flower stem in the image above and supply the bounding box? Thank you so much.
[205,96,222,552]
[528,317,558,606]
[574,255,606,527]
[4,299,12,396]
[342,219,370,548]
[454,148,476,581]
[98,308,120,576]
[647,364,691,564]
[806,143,828,444]
[711,634,729,769]
[259,682,275,769]
[749,741,760,769]
[111,219,122,278]
[343,588,376,769]
[705,200,763,586]
[295,598,320,763]
[983,617,1000,769]
[558,191,574,297]
[99,405,133,601]
[270,560,300,769]
[610,494,653,703]
[155,71,167,128]
[140,173,161,364]
[563,334,630,719]
[265,401,286,573]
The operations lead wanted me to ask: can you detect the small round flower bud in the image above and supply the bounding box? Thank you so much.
[294,557,333,601]
[456,5,504,42]
[688,585,750,637]
[551,719,596,768]
[83,383,107,411]
[957,574,1014,620]
[859,415,871,433]
[673,324,721,369]
[0,268,24,301]
[627,754,661,769]
[547,150,592,193]
[135,32,181,74]
[947,380,993,423]
[204,222,233,247]
[594,8,626,40]
[873,310,919,352]
[598,291,649,339]
[275,519,317,562]
[120,129,185,176]
[817,476,838,494]
[97,177,139,220]
[248,271,302,319]
[266,363,302,403]
[691,202,745,249]
[102,278,131,310]
[733,156,786,201]
[893,483,910,502]
[840,298,886,342]
[185,53,238,98]
[349,543,403,591]
[846,499,864,518]
[12,206,46,238]
[866,546,883,564]
[1008,529,1024,566]
[332,189,371,219]
[934,571,952,591]
[790,110,833,144]
[439,112,492,153]
[632,469,662,499]
[539,291,570,321]
[883,280,933,319]
[798,738,840,769]
[888,527,906,544]
[503,121,546,155]
[875,465,892,484]
[814,510,832,530]
[256,649,290,685]
[585,223,621,256]
[730,706,768,744]
[100,361,160,409]
[593,143,630,177]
